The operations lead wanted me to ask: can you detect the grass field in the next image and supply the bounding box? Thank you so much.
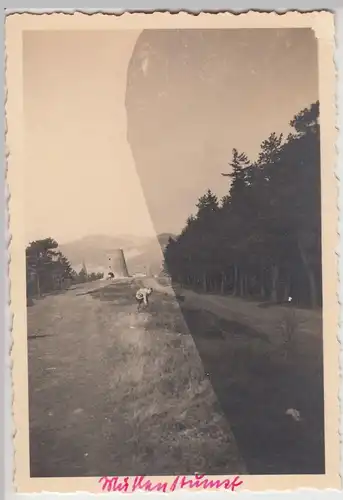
[27,278,324,477]
[27,280,245,477]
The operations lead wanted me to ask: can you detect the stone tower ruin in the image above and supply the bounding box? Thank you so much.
[107,249,129,278]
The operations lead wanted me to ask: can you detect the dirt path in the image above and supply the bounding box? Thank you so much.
[146,278,322,341]
[28,280,245,477]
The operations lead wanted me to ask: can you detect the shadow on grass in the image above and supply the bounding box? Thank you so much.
[89,281,142,307]
[148,284,325,476]
[258,301,291,309]
[27,287,73,307]
[28,333,54,340]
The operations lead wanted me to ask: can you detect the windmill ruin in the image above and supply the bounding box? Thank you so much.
[106,249,129,279]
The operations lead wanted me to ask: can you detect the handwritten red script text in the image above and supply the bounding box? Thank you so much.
[99,474,243,493]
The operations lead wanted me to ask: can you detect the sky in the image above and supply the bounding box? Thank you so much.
[23,28,318,244]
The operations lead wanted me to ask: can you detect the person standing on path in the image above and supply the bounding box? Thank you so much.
[135,287,153,312]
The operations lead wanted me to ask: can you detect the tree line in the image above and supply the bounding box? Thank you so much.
[26,237,103,298]
[164,102,321,308]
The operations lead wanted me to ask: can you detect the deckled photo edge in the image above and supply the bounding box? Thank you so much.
[5,10,340,493]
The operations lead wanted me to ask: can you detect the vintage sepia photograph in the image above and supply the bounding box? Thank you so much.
[6,11,339,493]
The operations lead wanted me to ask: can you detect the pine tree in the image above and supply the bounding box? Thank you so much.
[164,101,321,308]
[26,238,76,296]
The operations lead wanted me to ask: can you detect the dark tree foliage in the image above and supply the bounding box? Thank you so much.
[75,269,104,284]
[164,101,321,308]
[26,237,75,297]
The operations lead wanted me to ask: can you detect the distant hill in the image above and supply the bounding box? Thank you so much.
[127,233,177,276]
[59,233,177,276]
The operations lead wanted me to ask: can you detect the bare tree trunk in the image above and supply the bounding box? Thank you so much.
[270,264,279,302]
[307,271,317,309]
[241,273,244,296]
[233,265,238,296]
[298,237,317,308]
[36,273,41,297]
[244,273,249,297]
[259,265,266,299]
[239,272,244,297]
[202,272,207,293]
[283,275,291,302]
[220,272,226,294]
[241,273,245,296]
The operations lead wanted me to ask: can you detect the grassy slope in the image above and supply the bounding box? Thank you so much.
[27,280,245,477]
